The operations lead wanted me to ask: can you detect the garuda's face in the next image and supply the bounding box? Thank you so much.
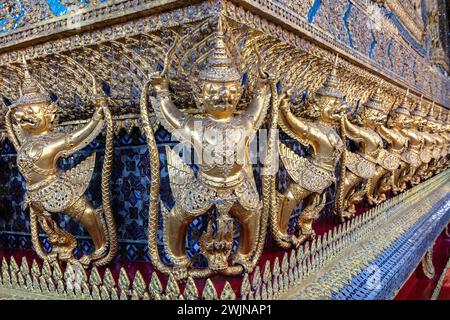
[14,103,53,134]
[412,115,426,128]
[364,108,385,126]
[201,81,242,119]
[389,113,412,129]
[424,119,437,132]
[316,95,345,123]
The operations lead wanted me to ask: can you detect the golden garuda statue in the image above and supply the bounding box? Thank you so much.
[334,84,387,220]
[5,57,117,267]
[363,84,404,205]
[383,93,414,194]
[394,91,424,191]
[141,19,277,279]
[273,55,346,248]
[444,110,450,169]
[418,103,442,177]
[431,107,449,174]
[410,98,435,184]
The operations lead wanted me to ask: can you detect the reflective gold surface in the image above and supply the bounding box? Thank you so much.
[0,0,448,297]
[143,18,275,278]
[274,55,345,248]
[5,57,117,267]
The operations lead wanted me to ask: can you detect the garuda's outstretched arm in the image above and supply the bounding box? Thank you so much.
[243,77,271,130]
[242,45,272,130]
[342,115,363,142]
[147,34,192,142]
[151,77,189,131]
[149,76,194,147]
[278,95,315,143]
[402,128,423,147]
[54,98,106,158]
[377,125,393,144]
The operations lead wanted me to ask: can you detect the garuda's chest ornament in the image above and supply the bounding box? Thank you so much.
[5,57,117,267]
[141,19,275,279]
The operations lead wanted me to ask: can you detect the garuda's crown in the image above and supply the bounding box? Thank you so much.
[364,81,385,112]
[316,54,343,99]
[199,19,241,83]
[391,89,411,116]
[14,56,51,108]
[411,95,427,118]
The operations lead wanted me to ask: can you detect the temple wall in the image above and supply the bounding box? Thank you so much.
[0,0,448,300]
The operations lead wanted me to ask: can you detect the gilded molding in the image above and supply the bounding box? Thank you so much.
[222,0,448,107]
[0,1,447,108]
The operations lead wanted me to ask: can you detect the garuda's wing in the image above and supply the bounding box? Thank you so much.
[278,141,305,185]
[278,142,334,193]
[345,151,377,179]
[36,153,96,213]
[61,153,96,201]
[165,145,195,203]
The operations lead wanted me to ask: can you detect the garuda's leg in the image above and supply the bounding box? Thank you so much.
[413,163,428,185]
[276,183,312,245]
[164,204,201,272]
[392,162,407,194]
[230,203,260,270]
[295,192,326,246]
[336,171,361,220]
[377,172,393,202]
[436,158,446,173]
[366,166,388,205]
[399,165,418,188]
[36,211,77,262]
[64,196,107,265]
[426,159,437,177]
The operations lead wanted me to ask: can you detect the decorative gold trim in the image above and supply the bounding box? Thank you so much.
[431,258,450,300]
[422,247,435,279]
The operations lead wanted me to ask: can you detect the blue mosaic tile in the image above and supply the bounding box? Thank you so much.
[332,194,450,300]
[0,128,300,264]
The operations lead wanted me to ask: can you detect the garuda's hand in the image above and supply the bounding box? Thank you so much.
[148,72,168,89]
[279,89,293,112]
[93,94,108,109]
